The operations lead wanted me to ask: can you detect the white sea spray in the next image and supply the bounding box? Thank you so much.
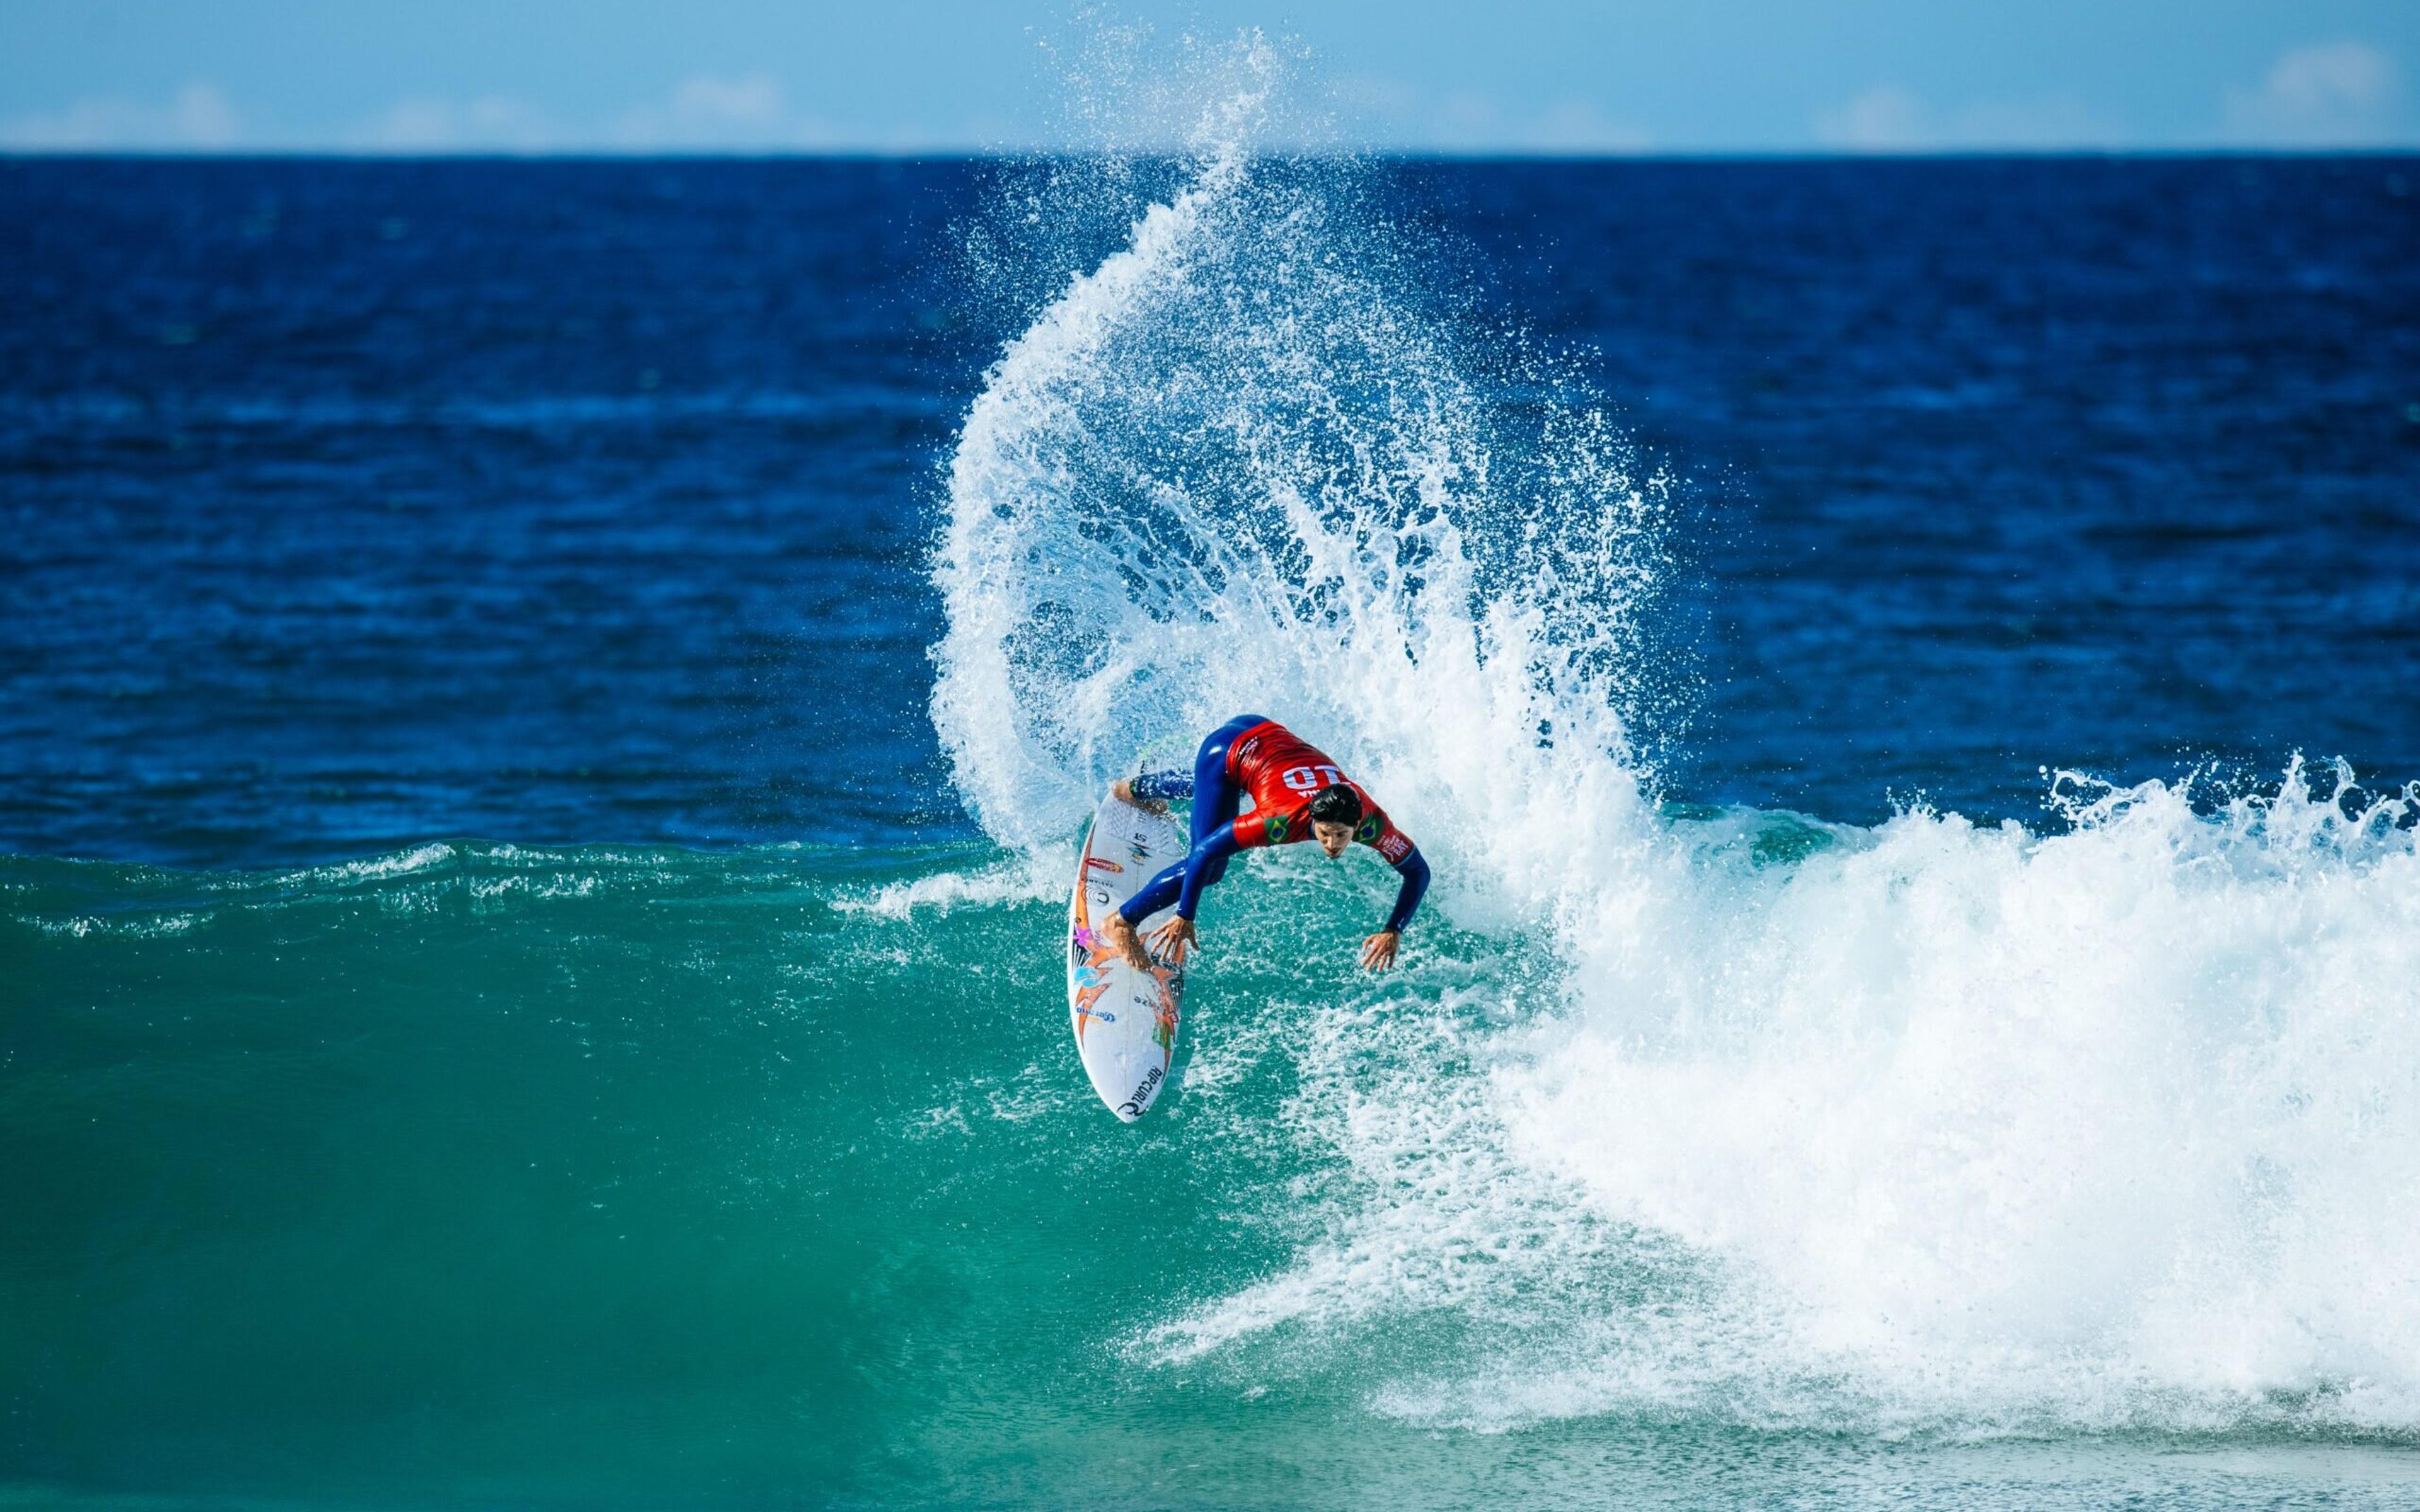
[931,35,2420,1437]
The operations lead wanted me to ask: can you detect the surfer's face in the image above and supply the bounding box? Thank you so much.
[1311,820,1354,857]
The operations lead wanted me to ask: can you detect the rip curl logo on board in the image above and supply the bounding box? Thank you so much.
[1115,1064,1164,1119]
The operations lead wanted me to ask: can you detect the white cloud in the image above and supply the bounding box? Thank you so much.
[0,81,241,150]
[610,74,838,151]
[0,73,849,155]
[1814,84,1928,151]
[2223,42,2400,146]
[359,95,563,152]
[1814,85,2116,152]
[1332,74,1652,154]
[317,73,855,154]
[1521,99,1656,155]
[340,74,838,153]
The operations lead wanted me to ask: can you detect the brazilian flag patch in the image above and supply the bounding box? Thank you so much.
[1356,815,1381,843]
[1265,814,1290,843]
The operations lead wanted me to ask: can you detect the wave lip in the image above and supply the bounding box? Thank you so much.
[931,38,1666,893]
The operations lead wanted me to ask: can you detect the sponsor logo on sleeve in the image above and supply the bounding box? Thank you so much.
[1378,831,1411,862]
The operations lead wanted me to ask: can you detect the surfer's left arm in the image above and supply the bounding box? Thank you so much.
[1362,841,1429,972]
[1105,821,1240,970]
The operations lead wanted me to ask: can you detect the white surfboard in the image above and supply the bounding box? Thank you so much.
[1066,795,1188,1121]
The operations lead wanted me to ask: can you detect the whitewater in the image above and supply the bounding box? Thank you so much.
[930,53,2420,1441]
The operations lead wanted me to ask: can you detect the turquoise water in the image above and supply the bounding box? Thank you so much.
[3,841,1537,1505]
[13,839,2420,1509]
[11,832,2420,1508]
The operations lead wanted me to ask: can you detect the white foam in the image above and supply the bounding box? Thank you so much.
[1504,767,2420,1428]
[293,840,458,886]
[33,912,197,939]
[931,46,2420,1437]
[1120,772,2420,1436]
[829,860,1052,919]
[931,36,1664,886]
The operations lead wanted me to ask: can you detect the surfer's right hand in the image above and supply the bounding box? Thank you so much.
[1112,779,1168,815]
[1102,912,1155,971]
[1150,916,1197,966]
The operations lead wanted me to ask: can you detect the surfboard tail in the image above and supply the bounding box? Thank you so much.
[1066,797,1188,1121]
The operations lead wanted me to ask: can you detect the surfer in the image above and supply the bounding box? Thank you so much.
[1102,714,1430,973]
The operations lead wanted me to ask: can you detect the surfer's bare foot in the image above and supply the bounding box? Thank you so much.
[1101,911,1153,970]
[1110,779,1167,815]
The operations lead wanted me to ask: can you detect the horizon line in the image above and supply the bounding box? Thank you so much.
[9,145,2420,163]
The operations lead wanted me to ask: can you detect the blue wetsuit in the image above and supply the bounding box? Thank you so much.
[1117,714,1431,934]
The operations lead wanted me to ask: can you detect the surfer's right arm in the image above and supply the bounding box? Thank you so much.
[1113,767,1191,814]
[1109,778,1164,814]
[1127,768,1194,801]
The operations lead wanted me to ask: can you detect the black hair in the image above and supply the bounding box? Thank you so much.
[1305,783,1364,827]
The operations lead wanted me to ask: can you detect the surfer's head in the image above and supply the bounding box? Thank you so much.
[1306,784,1363,858]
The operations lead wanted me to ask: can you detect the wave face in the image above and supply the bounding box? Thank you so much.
[933,57,2420,1440]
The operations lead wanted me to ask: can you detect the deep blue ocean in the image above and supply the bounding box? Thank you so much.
[11,154,2416,868]
[6,144,2420,1509]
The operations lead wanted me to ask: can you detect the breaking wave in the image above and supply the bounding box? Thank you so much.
[930,37,2420,1438]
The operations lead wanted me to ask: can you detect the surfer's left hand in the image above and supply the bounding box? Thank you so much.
[1360,931,1400,972]
[1150,916,1197,966]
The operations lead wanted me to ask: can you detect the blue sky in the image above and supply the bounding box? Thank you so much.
[4,2,2417,153]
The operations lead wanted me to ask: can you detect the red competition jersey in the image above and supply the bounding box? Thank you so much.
[1226,721,1416,863]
